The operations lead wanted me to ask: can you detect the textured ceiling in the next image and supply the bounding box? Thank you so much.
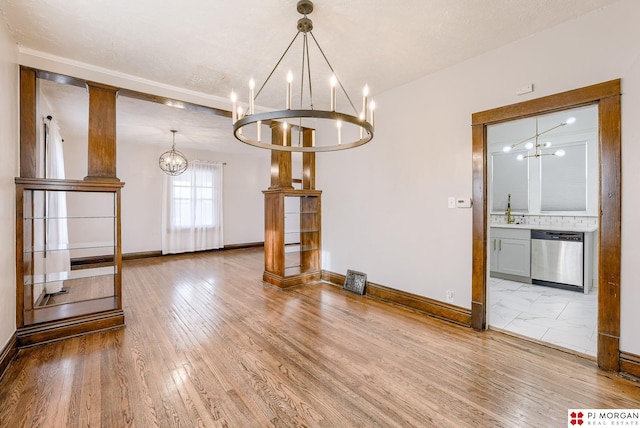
[0,0,620,152]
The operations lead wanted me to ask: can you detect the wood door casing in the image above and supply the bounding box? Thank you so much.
[471,79,621,372]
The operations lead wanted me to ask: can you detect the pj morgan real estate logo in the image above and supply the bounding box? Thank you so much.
[568,409,640,426]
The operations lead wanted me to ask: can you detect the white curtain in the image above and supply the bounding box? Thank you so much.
[34,118,70,295]
[162,160,224,254]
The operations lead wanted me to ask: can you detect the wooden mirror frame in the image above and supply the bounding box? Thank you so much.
[470,79,621,372]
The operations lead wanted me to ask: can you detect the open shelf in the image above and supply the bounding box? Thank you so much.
[15,178,124,345]
[263,189,322,288]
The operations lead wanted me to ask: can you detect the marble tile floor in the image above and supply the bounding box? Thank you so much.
[488,277,597,356]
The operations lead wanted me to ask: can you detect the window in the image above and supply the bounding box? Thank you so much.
[540,142,587,211]
[162,160,224,254]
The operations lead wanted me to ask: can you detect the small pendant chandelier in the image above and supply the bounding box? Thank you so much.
[230,0,376,152]
[503,117,576,160]
[159,129,188,175]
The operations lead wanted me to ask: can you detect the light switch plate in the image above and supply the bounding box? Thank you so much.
[448,197,456,209]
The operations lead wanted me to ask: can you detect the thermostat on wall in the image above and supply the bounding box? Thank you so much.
[456,198,472,208]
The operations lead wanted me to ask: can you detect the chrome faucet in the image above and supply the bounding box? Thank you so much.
[506,193,514,224]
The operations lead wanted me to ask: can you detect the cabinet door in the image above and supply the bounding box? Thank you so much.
[498,238,531,277]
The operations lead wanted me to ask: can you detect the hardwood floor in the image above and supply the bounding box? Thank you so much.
[1,248,638,427]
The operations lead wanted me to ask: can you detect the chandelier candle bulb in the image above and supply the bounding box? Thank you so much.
[237,106,244,134]
[257,120,261,142]
[369,101,376,127]
[362,85,369,119]
[330,75,337,111]
[337,120,342,145]
[230,91,238,123]
[286,70,293,109]
[249,78,255,114]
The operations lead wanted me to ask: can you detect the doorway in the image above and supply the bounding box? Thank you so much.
[486,105,599,356]
[470,80,621,371]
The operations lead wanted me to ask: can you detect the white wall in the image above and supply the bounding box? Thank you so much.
[0,21,19,349]
[318,0,640,355]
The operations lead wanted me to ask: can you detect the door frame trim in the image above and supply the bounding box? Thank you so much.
[470,79,621,371]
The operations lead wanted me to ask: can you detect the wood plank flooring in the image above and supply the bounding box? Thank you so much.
[1,248,639,427]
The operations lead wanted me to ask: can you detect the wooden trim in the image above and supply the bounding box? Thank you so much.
[118,88,231,118]
[72,244,266,269]
[17,309,125,348]
[269,123,294,190]
[223,242,264,251]
[15,177,125,191]
[0,333,18,380]
[19,66,37,179]
[597,93,622,372]
[471,123,487,331]
[36,69,231,118]
[86,82,119,180]
[302,128,315,190]
[15,183,25,328]
[471,79,622,372]
[37,69,87,89]
[620,351,640,381]
[263,270,322,289]
[322,271,472,327]
[472,80,621,125]
[115,188,123,308]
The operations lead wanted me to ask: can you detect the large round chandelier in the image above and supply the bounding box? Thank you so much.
[159,130,188,176]
[230,0,375,152]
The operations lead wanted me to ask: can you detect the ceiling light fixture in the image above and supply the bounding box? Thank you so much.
[159,130,188,175]
[502,117,575,160]
[230,0,375,152]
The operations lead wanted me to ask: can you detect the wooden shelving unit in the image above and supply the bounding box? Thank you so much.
[16,67,125,347]
[15,178,124,346]
[263,189,321,288]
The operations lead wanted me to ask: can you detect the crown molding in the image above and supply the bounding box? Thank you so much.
[18,47,230,111]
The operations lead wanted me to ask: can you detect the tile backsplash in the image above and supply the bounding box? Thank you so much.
[490,214,598,227]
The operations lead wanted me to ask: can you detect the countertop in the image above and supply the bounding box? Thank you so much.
[490,223,598,233]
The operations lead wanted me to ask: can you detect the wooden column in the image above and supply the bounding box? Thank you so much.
[263,191,284,277]
[302,128,315,190]
[85,82,119,181]
[598,93,622,372]
[470,122,487,331]
[269,122,293,190]
[19,66,37,179]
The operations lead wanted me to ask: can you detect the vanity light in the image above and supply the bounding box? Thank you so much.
[503,116,576,161]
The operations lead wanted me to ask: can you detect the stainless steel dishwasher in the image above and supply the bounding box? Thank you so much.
[531,230,584,291]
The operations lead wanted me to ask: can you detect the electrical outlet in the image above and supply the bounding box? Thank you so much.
[446,290,454,303]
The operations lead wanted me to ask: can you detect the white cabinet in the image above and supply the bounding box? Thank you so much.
[490,227,531,280]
